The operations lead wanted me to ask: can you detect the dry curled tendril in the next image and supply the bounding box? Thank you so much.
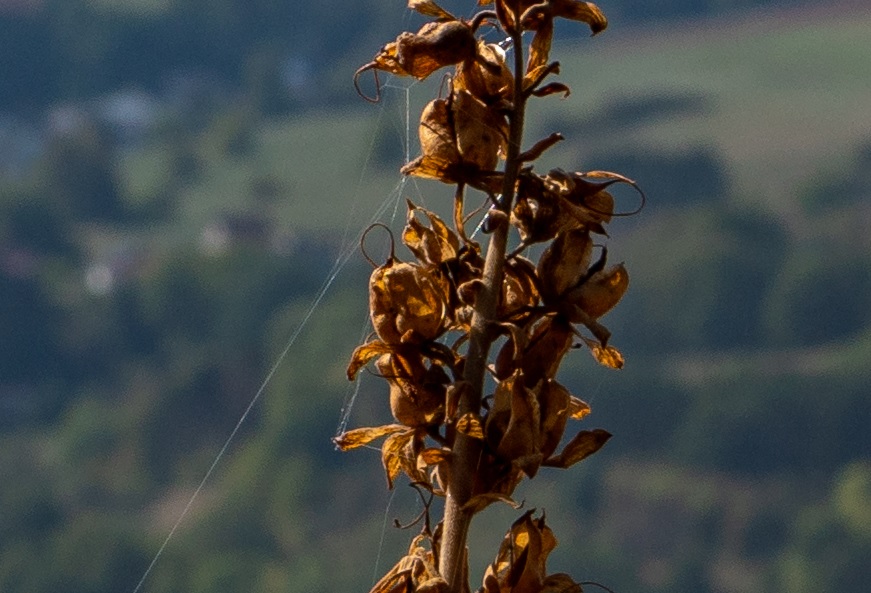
[337,2,641,593]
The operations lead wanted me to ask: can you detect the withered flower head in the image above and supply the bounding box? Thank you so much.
[338,3,644,590]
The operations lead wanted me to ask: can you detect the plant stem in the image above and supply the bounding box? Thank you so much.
[439,28,527,593]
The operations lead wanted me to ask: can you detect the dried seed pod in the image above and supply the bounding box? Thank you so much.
[499,256,539,320]
[377,353,447,427]
[355,18,478,100]
[485,371,543,477]
[455,40,513,105]
[537,229,593,303]
[565,262,629,321]
[370,257,451,344]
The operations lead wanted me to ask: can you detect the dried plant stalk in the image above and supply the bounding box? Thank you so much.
[338,2,642,593]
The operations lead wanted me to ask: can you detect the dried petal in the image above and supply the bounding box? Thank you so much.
[544,428,611,469]
[382,429,415,488]
[552,0,607,35]
[568,396,591,420]
[403,200,460,266]
[583,338,624,369]
[531,82,571,98]
[378,353,447,427]
[333,424,409,451]
[347,339,393,380]
[483,511,557,593]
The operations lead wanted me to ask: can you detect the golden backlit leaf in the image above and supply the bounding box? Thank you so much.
[382,430,414,488]
[493,371,542,477]
[544,428,611,469]
[521,316,574,385]
[418,446,449,467]
[333,424,409,451]
[347,339,392,380]
[456,412,485,439]
[568,395,591,420]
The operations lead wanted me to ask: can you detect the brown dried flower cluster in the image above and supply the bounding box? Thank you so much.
[337,2,641,593]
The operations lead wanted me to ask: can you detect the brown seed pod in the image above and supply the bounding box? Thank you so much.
[537,229,593,304]
[565,262,629,321]
[377,353,447,427]
[369,257,452,345]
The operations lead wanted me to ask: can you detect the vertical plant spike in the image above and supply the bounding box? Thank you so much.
[338,2,643,592]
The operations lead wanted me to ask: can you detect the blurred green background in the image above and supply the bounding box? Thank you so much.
[1,1,870,592]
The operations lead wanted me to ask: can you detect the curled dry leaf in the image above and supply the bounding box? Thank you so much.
[487,371,543,477]
[369,534,444,593]
[403,89,508,185]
